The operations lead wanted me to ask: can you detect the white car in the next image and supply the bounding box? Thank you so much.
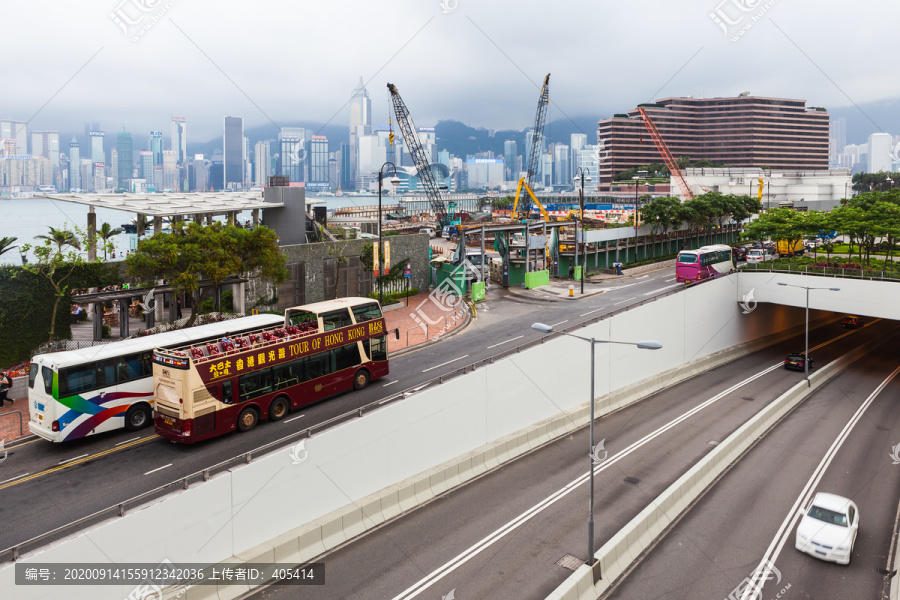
[746,249,766,264]
[795,492,859,564]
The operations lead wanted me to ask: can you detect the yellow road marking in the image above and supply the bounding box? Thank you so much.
[0,435,158,490]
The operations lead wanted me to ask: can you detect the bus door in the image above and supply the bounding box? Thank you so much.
[209,380,235,434]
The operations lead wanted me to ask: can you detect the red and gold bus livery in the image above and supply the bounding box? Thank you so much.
[152,298,391,444]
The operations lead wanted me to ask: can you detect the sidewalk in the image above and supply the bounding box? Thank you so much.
[384,290,470,354]
[504,262,673,302]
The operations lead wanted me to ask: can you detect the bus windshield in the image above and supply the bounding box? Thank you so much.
[677,253,698,264]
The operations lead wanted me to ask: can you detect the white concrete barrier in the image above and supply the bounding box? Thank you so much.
[1,278,837,600]
[546,334,884,600]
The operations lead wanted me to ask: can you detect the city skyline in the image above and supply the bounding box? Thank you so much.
[3,0,898,144]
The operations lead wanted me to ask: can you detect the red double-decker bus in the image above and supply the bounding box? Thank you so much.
[152,298,391,443]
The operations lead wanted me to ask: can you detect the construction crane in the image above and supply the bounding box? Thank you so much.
[387,83,449,228]
[637,106,694,200]
[512,73,551,221]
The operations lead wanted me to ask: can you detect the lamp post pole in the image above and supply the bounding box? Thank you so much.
[530,323,662,573]
[574,169,592,294]
[378,162,399,306]
[777,282,840,385]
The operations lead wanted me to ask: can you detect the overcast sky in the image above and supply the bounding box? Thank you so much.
[6,0,895,143]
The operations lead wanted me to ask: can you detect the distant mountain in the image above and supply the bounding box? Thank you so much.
[829,99,900,145]
[187,121,351,158]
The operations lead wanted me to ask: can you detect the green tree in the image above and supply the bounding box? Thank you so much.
[741,208,808,265]
[0,236,18,257]
[640,196,681,256]
[97,223,124,260]
[126,222,288,327]
[34,226,81,257]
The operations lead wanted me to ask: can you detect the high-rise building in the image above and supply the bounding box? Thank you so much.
[149,131,164,165]
[466,158,505,189]
[349,76,372,189]
[81,158,93,192]
[31,130,60,188]
[111,148,119,189]
[82,122,100,154]
[553,144,569,186]
[68,137,81,191]
[223,116,244,189]
[140,151,153,181]
[1,120,28,155]
[868,132,892,174]
[578,145,599,183]
[279,127,305,183]
[172,116,187,190]
[503,140,518,180]
[193,154,208,192]
[90,131,105,164]
[116,131,133,188]
[254,140,271,186]
[244,136,252,187]
[163,150,177,190]
[596,95,829,184]
[829,118,846,167]
[570,133,587,181]
[309,135,329,190]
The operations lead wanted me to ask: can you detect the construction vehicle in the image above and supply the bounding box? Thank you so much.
[637,106,694,200]
[511,74,552,221]
[387,83,451,229]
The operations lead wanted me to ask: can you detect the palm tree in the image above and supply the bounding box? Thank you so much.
[34,226,81,257]
[0,236,18,257]
[97,222,124,260]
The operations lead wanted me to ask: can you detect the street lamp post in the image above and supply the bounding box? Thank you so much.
[631,172,647,264]
[378,162,401,306]
[531,322,662,573]
[777,282,840,384]
[574,169,592,294]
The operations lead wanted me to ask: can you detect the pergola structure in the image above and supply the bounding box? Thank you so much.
[42,192,282,260]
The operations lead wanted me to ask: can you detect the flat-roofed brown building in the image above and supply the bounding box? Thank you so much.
[597,96,830,185]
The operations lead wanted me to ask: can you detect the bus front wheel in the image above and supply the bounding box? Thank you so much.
[353,369,370,391]
[125,404,152,431]
[268,396,289,421]
[238,407,259,432]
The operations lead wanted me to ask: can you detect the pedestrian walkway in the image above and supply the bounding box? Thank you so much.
[0,402,29,444]
[384,290,470,354]
[504,262,673,302]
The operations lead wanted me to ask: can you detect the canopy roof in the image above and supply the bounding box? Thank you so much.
[41,192,280,217]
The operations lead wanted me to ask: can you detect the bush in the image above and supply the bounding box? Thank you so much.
[367,288,419,304]
[199,290,234,314]
[0,265,72,368]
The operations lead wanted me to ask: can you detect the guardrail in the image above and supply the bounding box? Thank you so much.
[0,411,23,436]
[740,263,900,283]
[0,274,695,564]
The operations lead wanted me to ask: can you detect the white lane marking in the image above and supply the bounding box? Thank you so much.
[284,414,305,424]
[487,336,523,349]
[0,473,30,485]
[115,437,140,446]
[144,463,173,476]
[665,278,676,282]
[382,380,399,387]
[422,355,469,373]
[550,320,568,327]
[614,297,637,306]
[637,275,649,279]
[58,454,88,465]
[391,362,785,600]
[642,284,680,296]
[740,365,900,600]
[580,308,603,317]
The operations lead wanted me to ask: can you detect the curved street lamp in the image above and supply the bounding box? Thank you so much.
[776,282,840,384]
[378,162,401,305]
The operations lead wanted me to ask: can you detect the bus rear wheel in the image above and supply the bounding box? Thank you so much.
[125,404,152,431]
[238,407,259,432]
[353,369,370,391]
[268,396,289,421]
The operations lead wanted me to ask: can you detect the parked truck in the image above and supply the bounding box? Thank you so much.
[776,239,805,257]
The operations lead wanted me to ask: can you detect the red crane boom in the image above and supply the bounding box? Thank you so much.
[637,107,694,200]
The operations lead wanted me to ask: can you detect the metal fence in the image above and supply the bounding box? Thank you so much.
[740,263,900,283]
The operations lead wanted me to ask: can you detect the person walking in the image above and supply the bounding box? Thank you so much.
[614,260,623,276]
[0,371,13,407]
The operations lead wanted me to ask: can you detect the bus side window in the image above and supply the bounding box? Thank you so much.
[42,366,54,396]
[352,303,383,324]
[119,354,143,381]
[322,309,352,331]
[62,364,96,396]
[141,351,153,377]
[365,336,387,362]
[335,344,360,371]
[96,359,118,388]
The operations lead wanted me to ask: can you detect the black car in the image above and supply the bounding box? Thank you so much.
[842,316,862,329]
[784,353,815,371]
[733,246,748,260]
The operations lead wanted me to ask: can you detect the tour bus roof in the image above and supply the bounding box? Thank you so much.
[680,244,733,254]
[32,314,284,369]
[285,297,381,315]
